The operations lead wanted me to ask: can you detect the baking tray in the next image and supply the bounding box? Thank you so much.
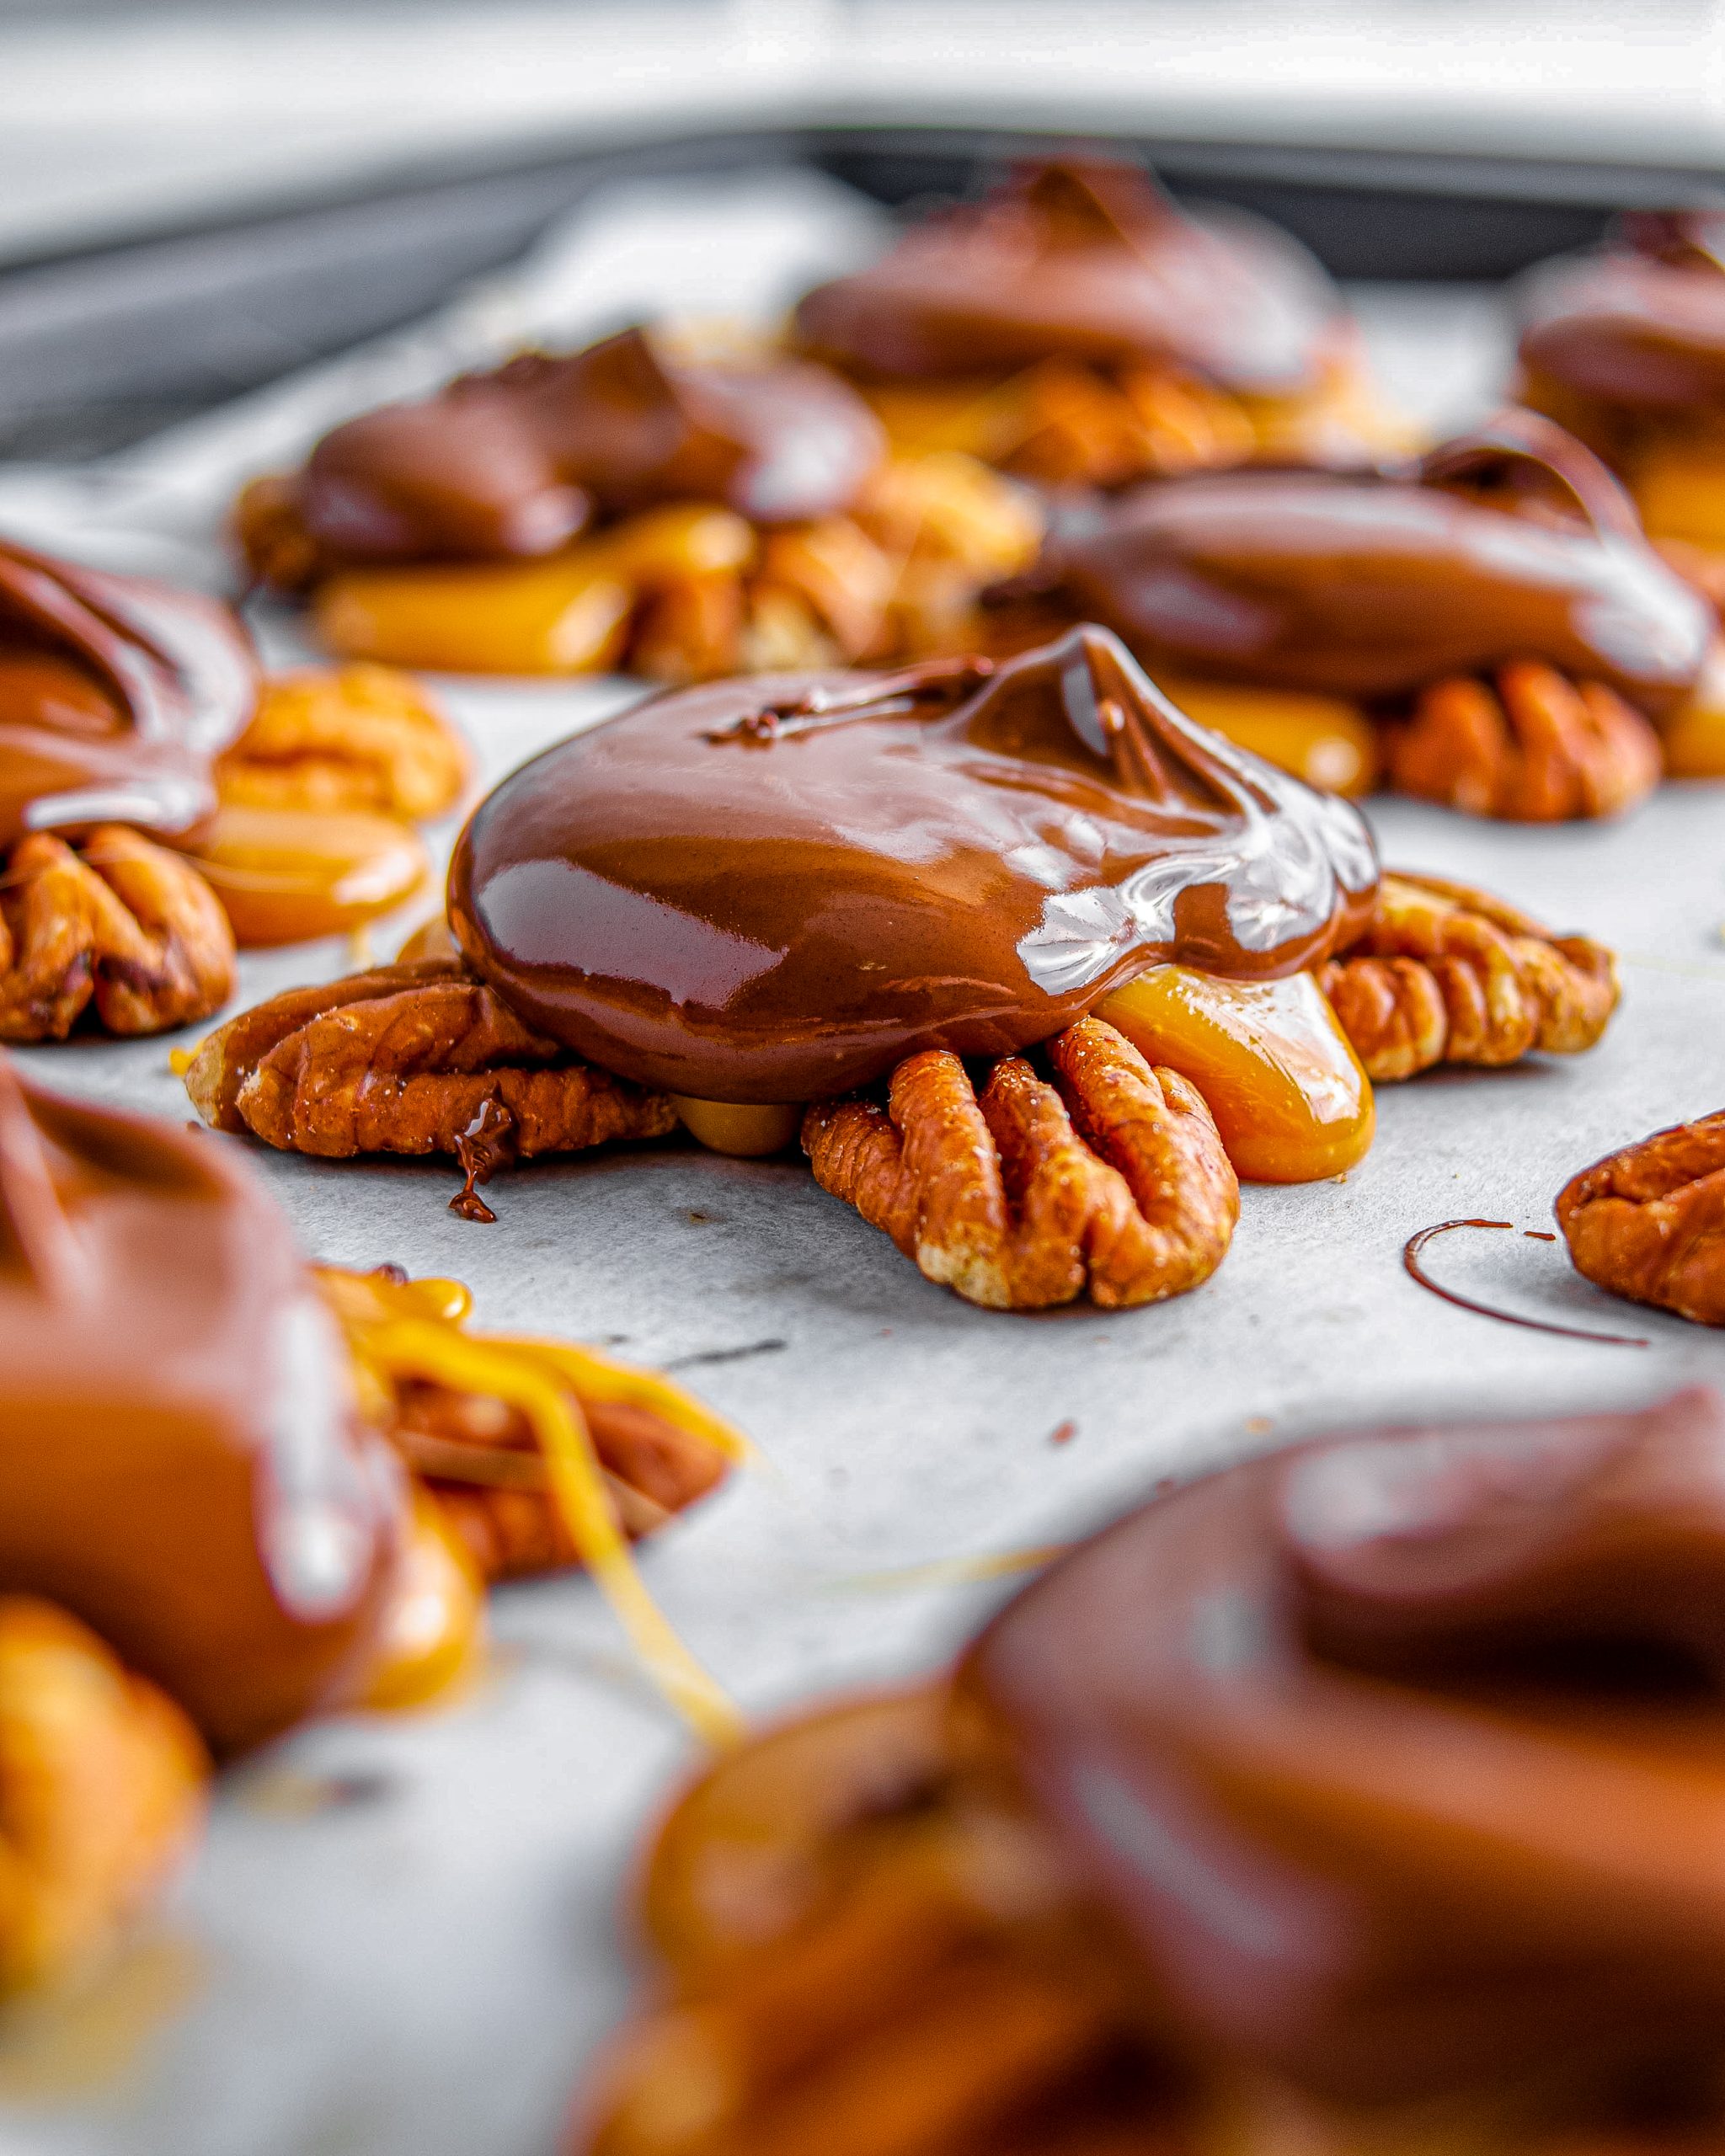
[0,147,1722,2156]
[2,118,1715,461]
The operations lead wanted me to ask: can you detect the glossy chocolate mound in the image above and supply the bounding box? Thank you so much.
[296,327,886,566]
[0,1057,404,1753]
[964,1385,1725,2100]
[1519,208,1725,414]
[1035,413,1712,708]
[0,539,258,848]
[449,627,1377,1102]
[793,158,1340,393]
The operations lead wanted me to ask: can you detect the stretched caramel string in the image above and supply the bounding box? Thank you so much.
[360,1320,742,1745]
[319,1268,747,1745]
[1402,1217,1648,1347]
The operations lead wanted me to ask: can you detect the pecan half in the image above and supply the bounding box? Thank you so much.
[1557,1113,1725,1326]
[392,1380,729,1581]
[1386,661,1662,822]
[216,663,469,820]
[0,1597,206,1995]
[583,1687,1130,2156]
[803,1017,1237,1310]
[0,827,236,1043]
[183,957,676,1158]
[1318,873,1619,1081]
[317,1263,733,1582]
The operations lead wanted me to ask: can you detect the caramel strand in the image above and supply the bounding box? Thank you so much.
[356,1319,740,1744]
[1402,1217,1648,1345]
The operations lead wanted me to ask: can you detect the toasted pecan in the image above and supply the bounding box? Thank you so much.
[0,827,235,1043]
[216,664,469,820]
[1318,872,1618,1081]
[1557,1113,1725,1326]
[1386,661,1662,822]
[183,957,676,1159]
[392,1380,728,1582]
[580,1687,1130,2156]
[803,1017,1237,1310]
[0,1597,206,1996]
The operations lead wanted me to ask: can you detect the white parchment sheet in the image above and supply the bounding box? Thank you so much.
[0,170,1715,2156]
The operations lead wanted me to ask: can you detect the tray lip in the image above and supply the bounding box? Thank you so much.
[2,112,1718,285]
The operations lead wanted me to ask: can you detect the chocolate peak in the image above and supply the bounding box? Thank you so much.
[1037,418,1712,707]
[1518,219,1725,416]
[449,626,1378,1102]
[1619,205,1725,277]
[0,537,258,846]
[1013,157,1180,248]
[298,325,886,565]
[792,156,1340,393]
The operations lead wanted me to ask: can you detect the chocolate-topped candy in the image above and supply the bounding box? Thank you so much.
[0,1057,404,1753]
[1519,208,1725,415]
[297,327,887,566]
[962,1385,1725,2100]
[0,538,257,847]
[449,627,1377,1102]
[793,157,1341,396]
[1033,413,1712,710]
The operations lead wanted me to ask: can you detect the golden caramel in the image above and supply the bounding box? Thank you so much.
[305,476,1034,682]
[1661,638,1725,777]
[317,557,634,675]
[0,1598,206,1997]
[1626,432,1725,550]
[1097,965,1374,1183]
[355,1492,485,1714]
[1153,676,1379,796]
[641,1689,948,1974]
[671,1097,803,1158]
[179,803,430,946]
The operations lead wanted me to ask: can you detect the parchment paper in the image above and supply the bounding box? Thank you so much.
[0,169,1716,2156]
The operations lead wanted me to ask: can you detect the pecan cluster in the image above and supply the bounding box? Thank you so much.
[1318,873,1618,1081]
[1557,1112,1725,1326]
[967,356,1258,488]
[0,826,236,1043]
[215,664,470,820]
[632,458,1044,683]
[390,1374,729,1582]
[0,1597,206,1996]
[317,1265,734,1585]
[1386,660,1663,822]
[241,457,1041,685]
[184,957,676,1161]
[581,1687,1133,2156]
[803,1017,1238,1310]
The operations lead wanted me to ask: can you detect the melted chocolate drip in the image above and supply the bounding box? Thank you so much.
[793,157,1342,394]
[0,539,258,846]
[448,1096,520,1224]
[297,326,885,566]
[962,1385,1725,2103]
[1402,1216,1649,1346]
[0,1054,403,1754]
[448,627,1379,1102]
[1035,413,1711,708]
